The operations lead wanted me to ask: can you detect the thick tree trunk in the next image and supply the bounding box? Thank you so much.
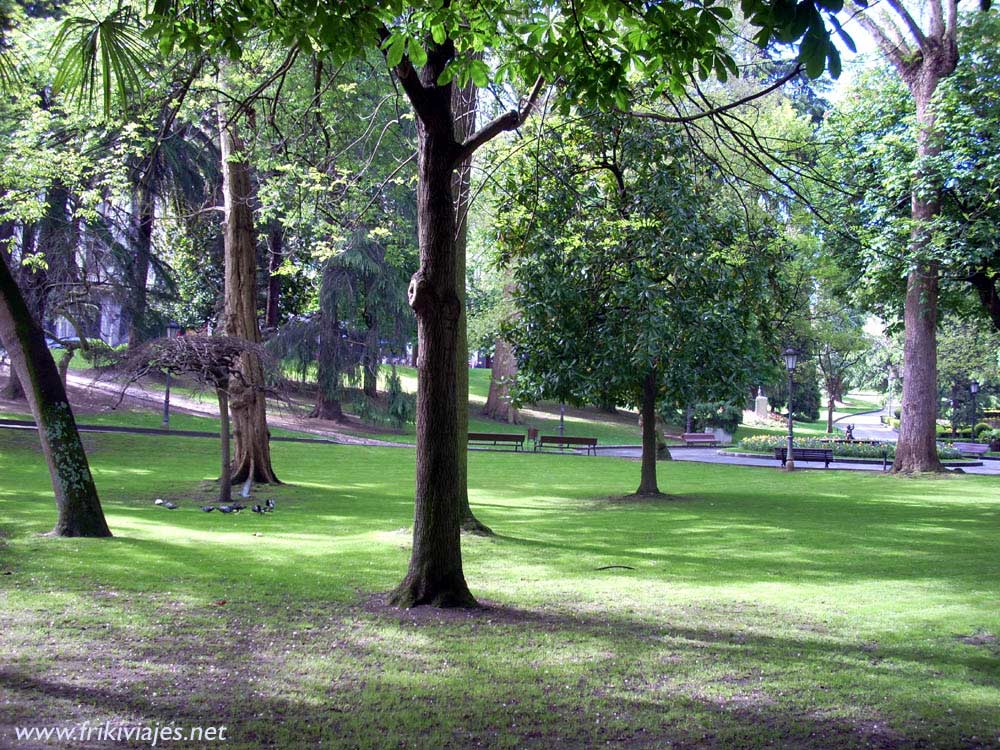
[219,106,279,485]
[311,391,345,421]
[0,250,111,537]
[265,220,283,329]
[389,87,476,608]
[217,388,232,504]
[127,186,154,348]
[636,370,661,496]
[827,396,835,434]
[482,335,520,424]
[2,365,24,400]
[893,82,947,473]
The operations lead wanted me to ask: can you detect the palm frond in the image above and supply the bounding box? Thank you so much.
[51,4,152,116]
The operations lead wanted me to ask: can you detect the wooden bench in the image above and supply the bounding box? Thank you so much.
[773,447,833,468]
[682,432,718,446]
[467,432,525,451]
[536,435,598,455]
[953,442,989,457]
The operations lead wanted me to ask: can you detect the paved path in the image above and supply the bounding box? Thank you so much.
[833,407,899,442]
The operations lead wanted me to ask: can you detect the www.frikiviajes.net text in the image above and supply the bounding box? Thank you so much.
[12,723,228,746]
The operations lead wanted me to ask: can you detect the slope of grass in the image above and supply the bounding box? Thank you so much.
[1,430,998,748]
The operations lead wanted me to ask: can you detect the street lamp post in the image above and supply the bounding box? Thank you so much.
[162,322,181,429]
[970,380,980,438]
[783,348,799,471]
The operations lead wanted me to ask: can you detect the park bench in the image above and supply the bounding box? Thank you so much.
[953,442,989,457]
[773,447,834,468]
[536,435,598,455]
[467,432,525,451]
[681,432,718,446]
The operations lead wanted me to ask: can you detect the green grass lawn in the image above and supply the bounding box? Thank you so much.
[1,429,999,748]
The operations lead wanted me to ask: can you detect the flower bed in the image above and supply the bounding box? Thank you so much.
[732,434,962,460]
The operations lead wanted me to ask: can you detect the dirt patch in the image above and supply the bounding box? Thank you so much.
[597,493,704,505]
[957,631,998,647]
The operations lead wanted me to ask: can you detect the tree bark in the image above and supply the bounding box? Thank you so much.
[893,81,949,473]
[362,297,379,399]
[452,74,492,537]
[264,219,283,329]
[826,396,835,434]
[636,370,661,496]
[126,185,154,348]
[218,104,279,485]
[389,73,477,608]
[482,335,520,424]
[0,250,111,537]
[217,387,232,504]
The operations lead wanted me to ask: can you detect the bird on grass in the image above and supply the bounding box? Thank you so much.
[201,506,216,513]
[231,503,247,511]
[154,499,164,505]
[218,505,242,514]
[265,498,275,511]
[252,504,264,514]
[162,501,178,510]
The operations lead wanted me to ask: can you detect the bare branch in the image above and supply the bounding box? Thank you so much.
[455,76,544,163]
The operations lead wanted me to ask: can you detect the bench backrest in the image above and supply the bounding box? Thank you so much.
[468,432,523,441]
[953,442,988,453]
[539,435,597,446]
[682,432,715,440]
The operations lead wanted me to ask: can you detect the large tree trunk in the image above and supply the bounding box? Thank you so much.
[482,335,520,424]
[126,185,154,348]
[636,370,661,496]
[389,75,476,608]
[218,106,279,485]
[893,79,949,473]
[264,219,283,329]
[826,396,835,434]
[0,250,111,537]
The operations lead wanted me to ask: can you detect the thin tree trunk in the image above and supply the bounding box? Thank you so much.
[4,224,42,403]
[389,85,476,608]
[0,250,111,537]
[127,185,154,348]
[362,298,379,398]
[636,370,661,496]
[452,75,492,537]
[218,103,279,485]
[217,387,232,504]
[265,220,283,328]
[827,396,835,434]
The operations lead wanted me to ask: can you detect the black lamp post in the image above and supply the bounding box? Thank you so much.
[162,321,181,429]
[970,380,980,438]
[783,348,799,471]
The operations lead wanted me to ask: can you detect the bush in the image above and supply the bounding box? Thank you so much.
[974,422,992,438]
[386,368,416,429]
[693,401,742,434]
[81,341,124,369]
[734,434,961,460]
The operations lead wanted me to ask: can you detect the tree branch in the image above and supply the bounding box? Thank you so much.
[624,63,804,125]
[455,75,544,163]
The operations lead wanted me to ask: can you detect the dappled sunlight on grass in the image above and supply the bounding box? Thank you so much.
[2,429,1000,747]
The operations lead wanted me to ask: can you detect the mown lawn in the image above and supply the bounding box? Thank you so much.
[1,429,999,749]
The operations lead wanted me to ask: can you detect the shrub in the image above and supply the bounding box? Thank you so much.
[974,422,992,439]
[386,368,416,429]
[693,401,742,434]
[734,434,962,460]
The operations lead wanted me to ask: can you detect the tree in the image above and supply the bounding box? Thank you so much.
[217,95,279,485]
[497,113,781,496]
[124,335,266,503]
[0,248,111,537]
[75,0,847,606]
[848,0,963,473]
